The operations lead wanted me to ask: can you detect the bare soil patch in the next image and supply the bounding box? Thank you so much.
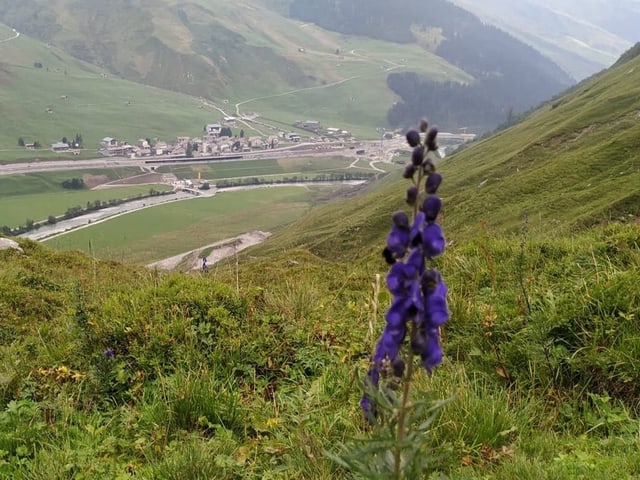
[106,172,165,186]
[147,231,272,271]
[82,173,111,188]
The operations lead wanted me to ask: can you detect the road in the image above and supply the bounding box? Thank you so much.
[0,139,401,177]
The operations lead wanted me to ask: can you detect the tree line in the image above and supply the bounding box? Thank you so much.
[215,172,376,189]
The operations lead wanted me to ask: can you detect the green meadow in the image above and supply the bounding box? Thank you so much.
[157,155,384,179]
[44,186,329,264]
[0,169,170,228]
[0,29,225,161]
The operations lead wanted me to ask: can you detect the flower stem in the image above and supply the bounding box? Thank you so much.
[394,321,417,479]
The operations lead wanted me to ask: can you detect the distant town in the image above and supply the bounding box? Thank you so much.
[24,115,476,159]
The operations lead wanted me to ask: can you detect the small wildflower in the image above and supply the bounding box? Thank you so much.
[422,196,442,223]
[423,159,436,175]
[103,348,116,359]
[425,172,442,194]
[363,118,449,420]
[403,163,417,179]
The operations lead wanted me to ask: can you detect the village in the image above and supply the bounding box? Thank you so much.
[41,115,358,158]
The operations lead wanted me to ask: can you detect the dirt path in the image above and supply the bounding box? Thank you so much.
[147,231,272,270]
[0,29,19,44]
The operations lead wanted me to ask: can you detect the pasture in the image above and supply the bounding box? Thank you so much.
[0,169,168,228]
[0,29,222,161]
[155,155,373,179]
[44,186,330,264]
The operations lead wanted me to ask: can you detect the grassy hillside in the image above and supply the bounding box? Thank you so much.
[1,28,640,480]
[0,22,232,161]
[1,211,639,478]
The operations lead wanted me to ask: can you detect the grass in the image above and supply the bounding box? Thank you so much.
[1,15,640,480]
[0,29,228,161]
[0,169,169,228]
[2,221,639,478]
[156,155,364,179]
[44,186,324,263]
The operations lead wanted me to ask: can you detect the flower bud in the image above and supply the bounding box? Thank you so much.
[406,129,420,147]
[411,333,428,355]
[406,186,419,206]
[403,163,416,179]
[422,223,445,258]
[421,195,442,222]
[392,357,405,377]
[426,126,438,151]
[392,211,410,229]
[423,160,435,175]
[382,247,396,265]
[411,146,425,166]
[419,118,429,133]
[425,172,442,194]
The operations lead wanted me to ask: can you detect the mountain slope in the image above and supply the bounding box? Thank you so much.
[0,2,475,149]
[0,21,235,159]
[289,0,574,131]
[1,0,573,136]
[249,46,640,260]
[449,0,637,80]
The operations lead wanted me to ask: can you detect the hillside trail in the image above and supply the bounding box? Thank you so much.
[0,29,19,44]
[147,231,272,271]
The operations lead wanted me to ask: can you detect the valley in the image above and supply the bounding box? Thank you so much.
[0,1,639,478]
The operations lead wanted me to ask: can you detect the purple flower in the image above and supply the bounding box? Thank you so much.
[392,211,410,229]
[406,186,419,206]
[406,129,420,147]
[411,146,425,166]
[386,219,410,259]
[103,348,116,359]
[425,173,442,194]
[361,118,448,421]
[423,160,435,175]
[374,323,407,364]
[403,163,416,179]
[410,212,426,247]
[422,223,445,259]
[423,271,449,327]
[426,126,439,151]
[422,196,442,223]
[421,330,443,371]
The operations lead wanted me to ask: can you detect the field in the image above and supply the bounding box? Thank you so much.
[0,169,172,228]
[44,186,330,264]
[157,155,388,179]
